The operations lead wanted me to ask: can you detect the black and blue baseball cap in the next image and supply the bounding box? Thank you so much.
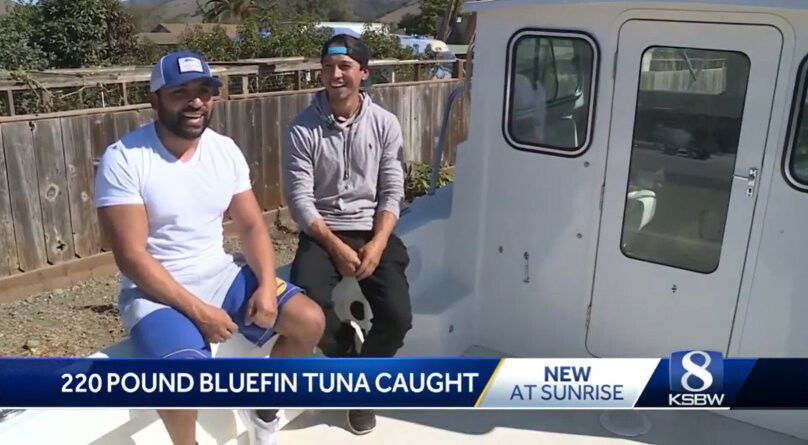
[320,34,370,69]
[150,51,223,92]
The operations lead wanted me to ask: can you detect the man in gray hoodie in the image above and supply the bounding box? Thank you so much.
[282,34,411,435]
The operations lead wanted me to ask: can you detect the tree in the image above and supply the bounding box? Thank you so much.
[437,0,463,42]
[178,25,239,61]
[203,0,256,23]
[398,0,460,37]
[398,12,431,36]
[35,0,138,68]
[0,3,47,70]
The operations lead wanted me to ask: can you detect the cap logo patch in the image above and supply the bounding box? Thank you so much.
[327,46,350,56]
[177,57,204,73]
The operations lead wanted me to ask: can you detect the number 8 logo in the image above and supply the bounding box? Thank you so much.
[681,350,713,392]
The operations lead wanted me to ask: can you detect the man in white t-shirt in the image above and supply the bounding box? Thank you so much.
[94,51,324,445]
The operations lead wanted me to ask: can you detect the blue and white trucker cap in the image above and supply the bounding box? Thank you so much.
[150,51,223,92]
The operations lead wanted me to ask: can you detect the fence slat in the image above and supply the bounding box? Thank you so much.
[369,86,413,162]
[0,125,18,276]
[113,111,141,140]
[88,113,118,251]
[261,97,282,211]
[2,121,47,271]
[210,100,227,134]
[137,109,156,126]
[408,85,427,163]
[33,119,75,264]
[246,100,266,209]
[90,113,118,160]
[62,116,101,257]
[225,99,266,209]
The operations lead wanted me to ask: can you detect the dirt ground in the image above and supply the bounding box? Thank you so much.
[0,226,300,357]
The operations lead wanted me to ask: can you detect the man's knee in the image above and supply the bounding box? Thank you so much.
[378,307,412,341]
[283,294,326,344]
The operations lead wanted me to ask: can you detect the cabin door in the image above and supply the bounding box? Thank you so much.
[586,21,782,357]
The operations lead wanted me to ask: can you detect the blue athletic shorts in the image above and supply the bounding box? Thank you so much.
[129,267,302,358]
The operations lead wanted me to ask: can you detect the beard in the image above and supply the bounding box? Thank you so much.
[157,101,212,140]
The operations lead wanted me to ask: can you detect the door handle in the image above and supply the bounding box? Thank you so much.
[733,167,758,197]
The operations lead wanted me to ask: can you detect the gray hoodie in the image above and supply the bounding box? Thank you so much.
[283,91,405,232]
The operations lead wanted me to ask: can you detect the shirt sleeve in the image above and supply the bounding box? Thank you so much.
[94,144,144,208]
[283,125,322,230]
[377,115,405,219]
[230,139,252,195]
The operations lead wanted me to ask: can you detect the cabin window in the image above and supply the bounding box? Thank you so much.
[504,31,597,155]
[620,47,750,273]
[786,57,808,189]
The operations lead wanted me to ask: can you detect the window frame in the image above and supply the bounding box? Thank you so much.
[783,55,808,192]
[502,29,600,157]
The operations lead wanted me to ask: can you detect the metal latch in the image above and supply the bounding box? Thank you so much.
[733,167,758,197]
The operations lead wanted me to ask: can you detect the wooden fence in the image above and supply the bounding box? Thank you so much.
[0,79,467,288]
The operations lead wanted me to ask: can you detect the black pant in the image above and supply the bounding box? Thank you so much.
[290,231,412,358]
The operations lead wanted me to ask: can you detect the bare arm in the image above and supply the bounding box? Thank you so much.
[98,204,236,342]
[227,189,283,328]
[99,204,204,317]
[228,190,277,286]
[370,210,397,246]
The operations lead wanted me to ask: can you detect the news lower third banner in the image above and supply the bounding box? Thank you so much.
[1,351,808,409]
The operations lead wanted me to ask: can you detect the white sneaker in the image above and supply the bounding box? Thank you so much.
[238,410,278,445]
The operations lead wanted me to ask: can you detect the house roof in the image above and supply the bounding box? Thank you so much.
[136,32,181,46]
[151,23,240,39]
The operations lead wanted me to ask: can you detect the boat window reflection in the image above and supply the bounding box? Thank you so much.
[620,46,750,273]
[507,34,595,151]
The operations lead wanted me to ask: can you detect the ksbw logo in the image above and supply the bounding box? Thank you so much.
[668,350,725,407]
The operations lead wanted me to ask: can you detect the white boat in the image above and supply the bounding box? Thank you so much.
[5,0,808,443]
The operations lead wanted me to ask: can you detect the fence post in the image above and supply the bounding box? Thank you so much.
[294,70,301,90]
[6,90,14,116]
[454,60,465,80]
[241,75,249,96]
[220,75,230,99]
[41,90,53,112]
[121,82,129,105]
[414,63,420,82]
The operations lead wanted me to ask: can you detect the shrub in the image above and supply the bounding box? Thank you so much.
[404,163,454,201]
[35,0,138,68]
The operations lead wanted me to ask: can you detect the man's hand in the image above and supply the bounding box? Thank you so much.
[356,239,386,280]
[329,240,362,277]
[192,304,238,344]
[245,284,279,329]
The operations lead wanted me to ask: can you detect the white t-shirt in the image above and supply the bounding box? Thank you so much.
[94,123,252,329]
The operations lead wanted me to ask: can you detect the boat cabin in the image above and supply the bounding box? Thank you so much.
[402,0,808,362]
